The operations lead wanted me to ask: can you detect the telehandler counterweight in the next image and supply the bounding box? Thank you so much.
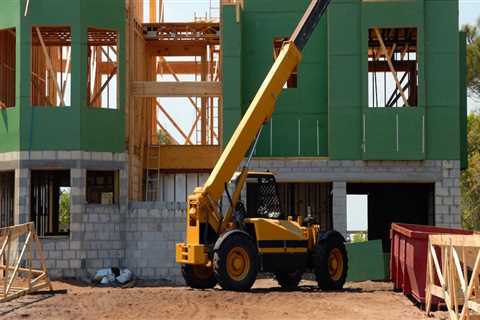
[176,0,348,292]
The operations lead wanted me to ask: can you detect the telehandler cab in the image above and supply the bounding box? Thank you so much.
[176,0,348,291]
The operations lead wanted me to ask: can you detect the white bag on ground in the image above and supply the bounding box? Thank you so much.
[116,269,133,284]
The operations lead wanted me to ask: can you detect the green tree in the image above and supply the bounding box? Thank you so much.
[157,129,173,145]
[463,20,480,97]
[351,233,367,243]
[59,190,70,231]
[462,113,480,230]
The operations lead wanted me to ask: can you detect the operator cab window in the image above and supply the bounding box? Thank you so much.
[246,174,283,219]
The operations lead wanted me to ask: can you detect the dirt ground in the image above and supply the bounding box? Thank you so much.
[0,279,447,320]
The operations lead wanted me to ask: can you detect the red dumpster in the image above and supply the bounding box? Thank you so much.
[390,223,472,305]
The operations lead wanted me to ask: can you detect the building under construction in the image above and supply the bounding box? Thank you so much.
[0,0,467,282]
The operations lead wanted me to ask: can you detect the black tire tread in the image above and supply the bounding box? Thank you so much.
[213,233,258,292]
[181,264,217,289]
[313,231,348,291]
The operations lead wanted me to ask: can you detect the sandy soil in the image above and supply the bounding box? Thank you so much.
[0,279,447,320]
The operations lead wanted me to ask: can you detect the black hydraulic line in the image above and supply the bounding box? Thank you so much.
[290,0,332,51]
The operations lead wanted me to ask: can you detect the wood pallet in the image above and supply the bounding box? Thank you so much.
[426,234,480,320]
[0,222,52,303]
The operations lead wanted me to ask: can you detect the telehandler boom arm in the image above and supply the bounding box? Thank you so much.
[202,0,331,204]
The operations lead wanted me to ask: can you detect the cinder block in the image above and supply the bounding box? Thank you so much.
[56,260,69,269]
[70,259,82,269]
[70,241,81,250]
[63,250,76,260]
[55,241,68,250]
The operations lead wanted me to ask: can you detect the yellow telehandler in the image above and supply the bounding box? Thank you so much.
[176,0,348,291]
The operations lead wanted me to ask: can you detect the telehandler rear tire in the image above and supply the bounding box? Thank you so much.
[213,232,258,292]
[181,264,217,289]
[274,270,303,289]
[313,231,348,291]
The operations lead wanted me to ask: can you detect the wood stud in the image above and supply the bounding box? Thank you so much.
[426,234,480,320]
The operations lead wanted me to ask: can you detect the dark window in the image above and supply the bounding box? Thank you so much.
[0,171,14,228]
[273,37,297,89]
[368,28,418,108]
[86,171,118,204]
[31,170,70,237]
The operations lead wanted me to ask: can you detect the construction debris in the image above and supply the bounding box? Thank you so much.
[93,268,133,286]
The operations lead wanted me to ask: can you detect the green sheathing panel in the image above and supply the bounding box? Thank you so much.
[459,32,467,170]
[0,0,20,152]
[224,0,329,157]
[17,0,125,152]
[222,0,463,160]
[424,0,460,160]
[328,1,363,159]
[364,108,425,160]
[346,240,387,282]
[222,6,243,146]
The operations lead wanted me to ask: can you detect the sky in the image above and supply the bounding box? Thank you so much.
[163,0,480,24]
[160,1,480,231]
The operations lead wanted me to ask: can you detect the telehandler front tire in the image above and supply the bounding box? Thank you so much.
[181,264,217,289]
[213,232,258,292]
[313,231,348,291]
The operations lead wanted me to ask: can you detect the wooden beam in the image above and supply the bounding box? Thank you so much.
[132,81,221,97]
[147,41,213,57]
[145,145,221,170]
[157,61,203,75]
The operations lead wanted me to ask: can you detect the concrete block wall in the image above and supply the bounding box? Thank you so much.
[11,151,130,279]
[435,160,461,227]
[125,202,186,284]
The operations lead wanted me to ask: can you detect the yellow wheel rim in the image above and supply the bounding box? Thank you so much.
[226,247,250,281]
[328,248,344,282]
[192,266,213,280]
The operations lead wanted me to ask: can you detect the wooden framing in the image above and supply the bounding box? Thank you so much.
[0,223,52,303]
[125,1,224,200]
[426,234,480,320]
[145,145,221,171]
[373,28,409,107]
[132,81,221,97]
